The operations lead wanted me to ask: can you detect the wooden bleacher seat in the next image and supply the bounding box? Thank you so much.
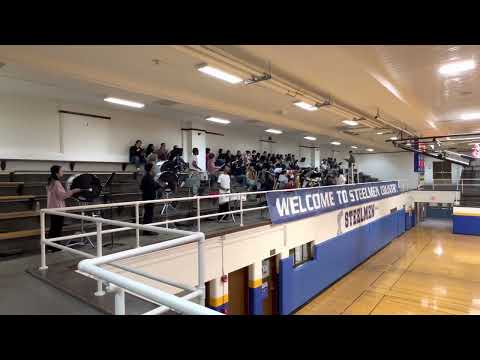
[0,211,38,220]
[0,182,24,187]
[0,229,41,241]
[0,195,35,202]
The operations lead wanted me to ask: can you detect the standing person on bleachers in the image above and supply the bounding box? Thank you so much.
[207,152,222,186]
[157,143,168,161]
[217,165,231,222]
[186,147,202,196]
[246,165,258,191]
[206,148,211,165]
[129,140,145,171]
[140,163,160,236]
[46,165,82,252]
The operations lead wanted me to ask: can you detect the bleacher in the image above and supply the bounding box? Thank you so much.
[0,161,256,257]
[459,160,480,207]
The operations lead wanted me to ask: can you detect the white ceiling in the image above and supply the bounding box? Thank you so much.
[1,45,479,153]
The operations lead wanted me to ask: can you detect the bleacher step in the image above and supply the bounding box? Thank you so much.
[0,229,41,241]
[0,195,35,202]
[0,211,38,220]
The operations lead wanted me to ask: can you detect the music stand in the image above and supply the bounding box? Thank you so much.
[101,172,125,249]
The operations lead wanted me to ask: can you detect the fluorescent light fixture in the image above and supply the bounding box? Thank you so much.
[390,136,398,140]
[342,119,359,126]
[293,101,318,111]
[376,132,384,135]
[330,141,341,146]
[205,117,231,125]
[351,145,358,149]
[197,65,243,84]
[366,148,375,152]
[439,59,476,76]
[460,112,480,121]
[265,129,283,134]
[104,97,145,108]
[304,136,317,141]
[447,136,480,141]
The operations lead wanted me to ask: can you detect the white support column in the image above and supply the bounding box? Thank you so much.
[114,288,126,315]
[39,211,48,271]
[94,222,105,297]
[135,203,140,248]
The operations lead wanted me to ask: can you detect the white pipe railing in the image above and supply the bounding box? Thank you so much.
[77,230,220,315]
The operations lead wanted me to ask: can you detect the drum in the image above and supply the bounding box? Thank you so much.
[66,174,102,202]
[157,171,178,192]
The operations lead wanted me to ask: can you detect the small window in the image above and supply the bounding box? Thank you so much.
[290,242,314,267]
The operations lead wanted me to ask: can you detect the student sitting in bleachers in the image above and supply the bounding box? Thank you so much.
[129,140,146,171]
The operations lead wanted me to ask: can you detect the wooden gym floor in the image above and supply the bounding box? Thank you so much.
[296,219,480,315]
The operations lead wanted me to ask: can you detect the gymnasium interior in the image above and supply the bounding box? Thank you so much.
[1,45,480,315]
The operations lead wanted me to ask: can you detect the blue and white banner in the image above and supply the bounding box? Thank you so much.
[266,181,400,225]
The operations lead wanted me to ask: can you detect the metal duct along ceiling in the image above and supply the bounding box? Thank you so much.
[391,132,480,166]
[172,45,418,140]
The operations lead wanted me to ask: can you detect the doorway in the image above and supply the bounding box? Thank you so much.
[262,256,278,315]
[228,266,249,315]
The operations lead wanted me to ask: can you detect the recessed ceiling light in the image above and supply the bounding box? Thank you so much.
[439,59,476,76]
[265,129,282,134]
[330,141,341,146]
[366,148,375,152]
[205,117,231,124]
[342,119,359,126]
[304,136,317,141]
[104,97,145,108]
[460,112,480,121]
[376,132,384,135]
[351,145,358,149]
[197,64,243,84]
[293,101,318,111]
[390,136,398,140]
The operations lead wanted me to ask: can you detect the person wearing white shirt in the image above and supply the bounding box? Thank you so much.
[337,171,346,185]
[186,147,202,196]
[217,165,231,222]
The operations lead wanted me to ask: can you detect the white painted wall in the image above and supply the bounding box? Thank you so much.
[0,94,182,163]
[356,152,419,189]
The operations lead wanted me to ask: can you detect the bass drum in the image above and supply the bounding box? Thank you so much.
[156,171,178,192]
[160,160,177,173]
[66,174,102,202]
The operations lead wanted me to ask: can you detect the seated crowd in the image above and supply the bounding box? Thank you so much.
[129,140,354,196]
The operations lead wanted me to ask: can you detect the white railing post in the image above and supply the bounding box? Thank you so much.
[39,211,47,271]
[115,288,126,315]
[95,221,105,296]
[197,198,201,231]
[135,203,140,248]
[240,196,244,227]
[197,234,205,306]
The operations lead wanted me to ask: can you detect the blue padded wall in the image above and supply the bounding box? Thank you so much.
[279,209,406,315]
[453,215,480,236]
[248,287,265,315]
